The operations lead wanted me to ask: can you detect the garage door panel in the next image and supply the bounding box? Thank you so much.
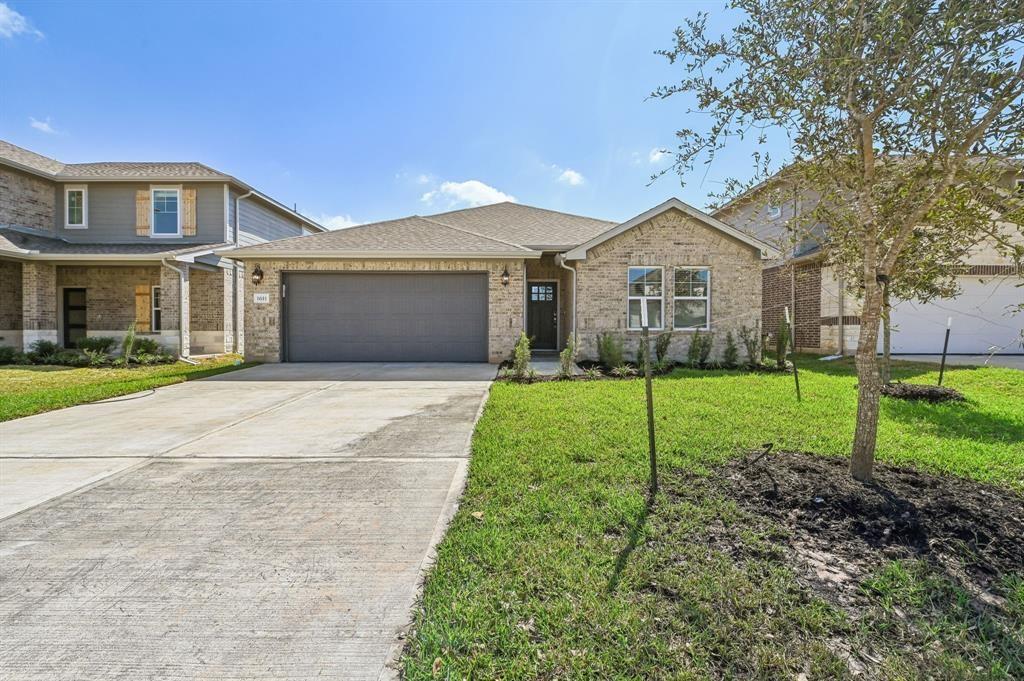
[284,273,488,362]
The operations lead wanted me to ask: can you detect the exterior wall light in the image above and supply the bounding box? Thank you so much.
[251,264,264,286]
[501,266,510,287]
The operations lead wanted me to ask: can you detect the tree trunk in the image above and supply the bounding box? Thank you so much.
[881,286,891,385]
[851,298,883,482]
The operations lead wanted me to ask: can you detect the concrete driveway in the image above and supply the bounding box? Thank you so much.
[0,363,495,680]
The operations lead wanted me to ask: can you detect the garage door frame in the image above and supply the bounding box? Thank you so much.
[280,270,490,363]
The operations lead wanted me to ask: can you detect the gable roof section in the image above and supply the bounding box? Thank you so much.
[426,202,615,250]
[563,198,780,260]
[0,140,326,233]
[220,215,540,259]
[0,227,227,261]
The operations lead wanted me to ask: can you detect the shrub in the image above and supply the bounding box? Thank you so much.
[722,331,739,368]
[0,345,31,365]
[775,320,790,368]
[53,350,88,367]
[635,337,650,368]
[511,331,531,380]
[582,366,603,380]
[687,331,714,367]
[737,325,760,367]
[610,364,637,378]
[121,323,137,360]
[655,331,672,363]
[76,336,118,354]
[133,337,162,355]
[29,339,60,360]
[596,333,624,369]
[558,335,577,379]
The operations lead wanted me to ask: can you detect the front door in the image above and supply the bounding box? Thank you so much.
[63,288,87,348]
[527,282,558,350]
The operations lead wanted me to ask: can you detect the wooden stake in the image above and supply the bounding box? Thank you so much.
[641,308,657,493]
[785,306,801,402]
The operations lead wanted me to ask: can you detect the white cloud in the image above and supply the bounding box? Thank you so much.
[421,180,516,208]
[314,213,360,230]
[29,117,58,134]
[649,148,669,164]
[415,173,431,185]
[0,3,43,39]
[556,168,585,186]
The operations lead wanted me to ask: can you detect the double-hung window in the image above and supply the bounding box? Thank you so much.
[151,286,162,332]
[673,268,710,330]
[151,187,181,236]
[627,266,663,329]
[65,185,88,228]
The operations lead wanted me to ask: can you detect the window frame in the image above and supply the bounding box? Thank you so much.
[626,265,665,331]
[672,266,711,331]
[64,185,88,229]
[151,285,162,332]
[150,185,182,238]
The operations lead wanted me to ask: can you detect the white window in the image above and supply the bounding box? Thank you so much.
[674,268,711,330]
[64,185,88,228]
[627,266,663,329]
[766,204,782,219]
[151,286,162,331]
[151,187,181,236]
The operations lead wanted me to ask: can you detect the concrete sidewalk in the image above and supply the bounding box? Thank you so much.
[0,363,494,680]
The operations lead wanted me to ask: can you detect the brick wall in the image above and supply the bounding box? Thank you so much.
[573,207,763,362]
[0,260,22,330]
[0,167,55,232]
[762,261,823,350]
[242,258,527,363]
[57,266,161,331]
[190,268,227,331]
[22,262,57,331]
[762,265,788,338]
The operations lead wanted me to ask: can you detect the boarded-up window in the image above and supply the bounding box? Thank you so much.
[135,285,151,332]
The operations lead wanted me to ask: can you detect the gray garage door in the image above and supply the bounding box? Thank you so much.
[283,272,488,362]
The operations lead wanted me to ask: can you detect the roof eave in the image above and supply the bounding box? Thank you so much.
[216,248,541,260]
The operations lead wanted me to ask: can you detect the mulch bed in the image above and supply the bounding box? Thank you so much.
[881,382,965,402]
[718,450,1022,612]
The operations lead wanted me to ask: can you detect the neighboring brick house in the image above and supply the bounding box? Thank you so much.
[221,198,777,364]
[714,175,1024,356]
[0,140,325,356]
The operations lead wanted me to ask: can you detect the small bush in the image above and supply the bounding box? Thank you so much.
[722,331,739,368]
[83,349,109,367]
[134,352,175,366]
[0,345,31,365]
[52,350,88,367]
[635,337,650,368]
[686,331,714,367]
[558,335,577,379]
[738,325,760,367]
[655,331,672,363]
[512,331,531,380]
[76,336,118,354]
[133,337,162,355]
[596,333,624,369]
[610,364,637,378]
[29,339,60,359]
[582,366,603,380]
[121,323,137,360]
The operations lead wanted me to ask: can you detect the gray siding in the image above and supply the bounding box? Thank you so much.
[237,197,304,246]
[55,182,228,243]
[227,189,237,242]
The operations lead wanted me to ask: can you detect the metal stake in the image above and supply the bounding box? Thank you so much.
[938,316,952,386]
[640,307,657,493]
[785,306,801,402]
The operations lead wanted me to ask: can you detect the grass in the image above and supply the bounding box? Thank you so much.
[403,357,1024,679]
[0,355,255,421]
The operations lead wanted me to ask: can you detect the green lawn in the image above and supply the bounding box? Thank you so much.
[0,355,255,421]
[403,357,1024,679]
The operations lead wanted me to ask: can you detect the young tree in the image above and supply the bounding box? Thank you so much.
[655,0,1024,481]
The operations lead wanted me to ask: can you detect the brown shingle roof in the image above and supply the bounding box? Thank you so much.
[0,140,65,175]
[0,140,227,180]
[0,228,227,259]
[426,202,614,249]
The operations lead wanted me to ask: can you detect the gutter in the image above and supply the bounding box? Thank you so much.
[215,249,543,260]
[556,253,577,345]
[161,258,190,359]
[231,190,255,355]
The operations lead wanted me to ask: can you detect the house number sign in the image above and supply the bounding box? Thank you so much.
[253,293,270,304]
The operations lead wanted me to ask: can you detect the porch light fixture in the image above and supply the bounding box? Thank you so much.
[500,266,510,287]
[251,264,264,286]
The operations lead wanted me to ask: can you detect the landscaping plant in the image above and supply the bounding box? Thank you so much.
[0,345,31,365]
[120,323,137,360]
[610,364,637,378]
[775,321,789,369]
[133,337,163,355]
[558,335,577,379]
[737,324,760,367]
[511,331,531,380]
[76,336,117,355]
[654,330,672,363]
[596,332,624,369]
[722,331,739,368]
[28,339,60,363]
[656,0,1024,481]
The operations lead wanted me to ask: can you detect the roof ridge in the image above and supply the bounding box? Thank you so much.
[426,201,615,225]
[417,215,533,251]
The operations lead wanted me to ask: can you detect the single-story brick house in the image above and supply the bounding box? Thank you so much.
[221,198,778,363]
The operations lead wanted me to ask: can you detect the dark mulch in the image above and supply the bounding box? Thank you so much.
[718,450,1022,612]
[881,381,965,402]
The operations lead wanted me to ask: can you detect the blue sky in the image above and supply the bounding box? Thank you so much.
[0,1,767,228]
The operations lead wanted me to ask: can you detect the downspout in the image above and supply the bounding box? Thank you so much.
[161,258,195,363]
[232,190,255,354]
[556,253,577,345]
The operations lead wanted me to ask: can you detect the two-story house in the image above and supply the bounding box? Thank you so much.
[714,172,1023,356]
[0,140,325,356]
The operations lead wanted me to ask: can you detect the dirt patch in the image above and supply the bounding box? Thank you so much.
[718,450,1022,612]
[881,382,965,402]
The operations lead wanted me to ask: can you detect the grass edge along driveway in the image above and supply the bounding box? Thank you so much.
[0,355,255,422]
[402,357,1024,679]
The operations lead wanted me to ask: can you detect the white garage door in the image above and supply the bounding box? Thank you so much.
[884,276,1023,355]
